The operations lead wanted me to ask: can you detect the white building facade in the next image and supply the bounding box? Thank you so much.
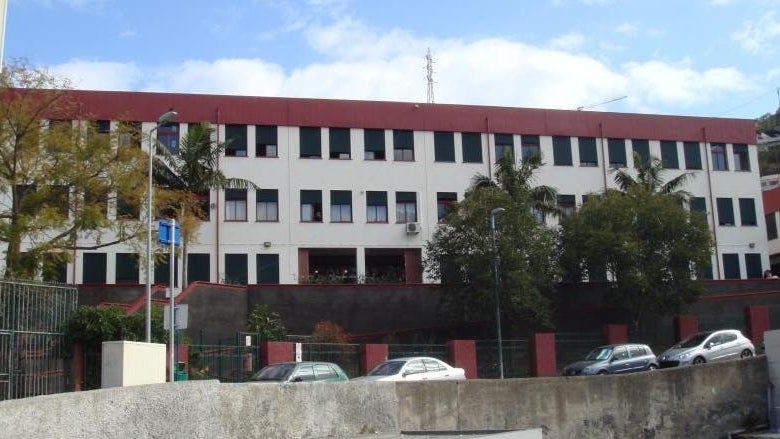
[35,91,764,285]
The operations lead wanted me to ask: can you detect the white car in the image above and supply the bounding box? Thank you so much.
[355,356,466,382]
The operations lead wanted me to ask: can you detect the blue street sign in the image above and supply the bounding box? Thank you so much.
[157,220,181,246]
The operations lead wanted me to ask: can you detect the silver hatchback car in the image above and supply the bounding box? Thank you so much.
[657,329,755,368]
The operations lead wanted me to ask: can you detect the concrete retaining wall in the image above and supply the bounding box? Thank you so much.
[0,357,767,438]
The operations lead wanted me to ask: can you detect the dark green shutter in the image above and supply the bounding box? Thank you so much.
[257,254,280,284]
[366,191,387,205]
[739,198,756,226]
[331,190,351,205]
[462,132,482,163]
[434,132,455,162]
[82,253,107,284]
[608,138,626,166]
[301,190,321,204]
[300,127,321,157]
[690,197,706,213]
[767,213,778,240]
[745,253,762,279]
[226,125,247,155]
[684,141,702,169]
[632,139,650,166]
[154,254,179,287]
[256,125,277,145]
[187,253,210,284]
[661,141,679,168]
[225,254,247,285]
[578,137,597,166]
[116,253,139,283]
[329,128,350,155]
[396,191,416,202]
[256,189,278,203]
[553,136,572,165]
[717,198,734,225]
[364,129,385,152]
[722,253,741,279]
[393,130,413,149]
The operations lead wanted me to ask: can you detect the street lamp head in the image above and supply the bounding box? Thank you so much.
[491,207,506,216]
[157,109,178,125]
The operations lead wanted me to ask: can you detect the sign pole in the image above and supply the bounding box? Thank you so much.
[168,218,176,382]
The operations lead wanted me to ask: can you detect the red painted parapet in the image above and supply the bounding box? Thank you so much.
[361,344,388,375]
[602,324,628,344]
[447,340,477,379]
[674,315,699,341]
[71,343,83,392]
[530,333,556,377]
[261,341,294,367]
[745,305,770,348]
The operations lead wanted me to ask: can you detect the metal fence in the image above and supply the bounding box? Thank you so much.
[388,343,447,361]
[555,332,604,372]
[301,343,362,378]
[0,279,77,400]
[476,339,530,378]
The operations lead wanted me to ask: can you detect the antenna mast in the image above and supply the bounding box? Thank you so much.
[426,48,435,104]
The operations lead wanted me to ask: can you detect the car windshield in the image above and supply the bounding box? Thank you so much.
[249,363,295,381]
[584,347,613,361]
[676,332,711,349]
[367,360,405,376]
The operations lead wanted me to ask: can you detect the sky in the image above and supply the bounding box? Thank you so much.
[3,0,780,120]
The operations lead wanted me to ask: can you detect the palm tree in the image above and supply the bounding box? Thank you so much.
[613,152,693,201]
[470,152,559,219]
[154,122,258,286]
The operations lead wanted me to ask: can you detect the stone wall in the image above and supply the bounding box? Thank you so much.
[0,356,768,438]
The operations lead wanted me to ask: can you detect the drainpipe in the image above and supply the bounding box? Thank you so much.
[215,107,221,283]
[702,127,721,279]
[599,122,608,192]
[485,117,493,181]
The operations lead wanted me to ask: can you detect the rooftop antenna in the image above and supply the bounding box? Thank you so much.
[426,48,435,104]
[576,95,627,111]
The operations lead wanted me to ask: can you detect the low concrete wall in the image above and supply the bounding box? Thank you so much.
[0,357,768,438]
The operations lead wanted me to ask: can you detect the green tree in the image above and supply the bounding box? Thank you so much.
[66,305,166,346]
[0,61,149,278]
[154,122,258,285]
[424,155,559,332]
[558,155,713,330]
[246,304,287,341]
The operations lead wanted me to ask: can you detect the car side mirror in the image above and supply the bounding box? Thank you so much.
[292,376,303,382]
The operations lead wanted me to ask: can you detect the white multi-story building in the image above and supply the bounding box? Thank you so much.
[40,90,764,285]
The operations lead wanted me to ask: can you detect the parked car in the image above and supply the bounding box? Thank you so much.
[354,357,466,382]
[562,343,658,376]
[657,329,755,368]
[247,361,349,383]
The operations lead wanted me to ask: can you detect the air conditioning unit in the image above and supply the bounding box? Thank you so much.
[406,222,421,234]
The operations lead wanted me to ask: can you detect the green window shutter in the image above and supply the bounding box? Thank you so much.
[187,253,210,284]
[301,190,322,204]
[608,138,626,166]
[331,190,351,205]
[767,213,778,240]
[364,129,385,152]
[434,132,455,162]
[154,254,179,287]
[393,130,413,149]
[257,254,280,284]
[722,253,741,279]
[300,127,321,157]
[661,140,679,169]
[462,132,482,163]
[717,198,734,226]
[739,198,756,226]
[578,137,597,166]
[745,253,763,279]
[366,191,387,205]
[553,136,572,166]
[396,191,416,202]
[115,253,139,283]
[690,197,706,213]
[225,189,246,201]
[632,139,650,167]
[225,124,247,156]
[82,253,107,284]
[256,125,277,145]
[329,128,350,156]
[256,189,278,203]
[684,141,702,169]
[224,254,248,285]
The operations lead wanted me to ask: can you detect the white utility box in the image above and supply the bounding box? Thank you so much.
[101,341,166,388]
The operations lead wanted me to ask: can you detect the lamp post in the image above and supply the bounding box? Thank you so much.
[146,110,178,343]
[490,207,506,379]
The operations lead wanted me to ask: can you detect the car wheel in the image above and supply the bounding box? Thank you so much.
[692,356,706,365]
[647,364,657,371]
[740,349,753,358]
[597,370,608,375]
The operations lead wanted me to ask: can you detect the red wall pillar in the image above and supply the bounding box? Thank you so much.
[298,249,309,282]
[674,315,699,341]
[71,343,83,392]
[261,341,295,367]
[447,339,477,379]
[404,249,422,283]
[361,344,388,375]
[745,305,770,349]
[530,333,556,377]
[602,324,628,344]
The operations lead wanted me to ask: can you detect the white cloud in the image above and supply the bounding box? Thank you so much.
[732,11,780,53]
[615,23,638,36]
[549,33,587,51]
[50,60,142,90]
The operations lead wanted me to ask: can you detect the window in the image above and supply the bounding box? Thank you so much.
[437,192,457,223]
[93,120,110,143]
[722,253,741,279]
[225,124,248,157]
[433,131,455,162]
[689,197,706,214]
[612,346,629,361]
[224,253,247,285]
[557,194,576,217]
[739,198,757,226]
[256,189,279,222]
[697,258,713,280]
[629,346,648,357]
[187,253,210,284]
[256,125,278,158]
[300,190,323,222]
[42,253,67,283]
[632,139,650,167]
[225,189,247,221]
[393,130,414,161]
[82,253,107,284]
[395,192,417,223]
[118,121,142,149]
[314,364,339,380]
[608,138,627,168]
[405,359,425,375]
[462,132,483,163]
[196,190,210,221]
[155,252,179,288]
[115,253,138,283]
[366,191,388,223]
[716,198,734,226]
[767,213,778,240]
[117,195,139,220]
[494,133,513,163]
[330,190,352,222]
[661,141,679,169]
[157,122,179,154]
[329,127,351,159]
[578,137,598,167]
[300,127,322,158]
[521,135,540,161]
[711,143,727,171]
[364,129,385,160]
[684,141,702,170]
[552,136,573,166]
[745,253,763,279]
[733,144,750,171]
[257,254,280,284]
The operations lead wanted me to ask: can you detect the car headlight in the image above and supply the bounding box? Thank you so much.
[678,352,692,360]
